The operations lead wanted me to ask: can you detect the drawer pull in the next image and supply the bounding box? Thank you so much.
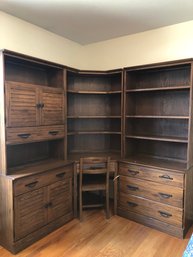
[44,202,52,209]
[127,201,138,207]
[159,174,173,180]
[127,185,139,191]
[128,170,139,176]
[158,211,172,218]
[17,133,31,139]
[49,131,59,136]
[158,192,173,199]
[56,172,66,178]
[25,181,38,188]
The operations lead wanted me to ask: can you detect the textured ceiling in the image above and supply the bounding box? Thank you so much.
[1,0,193,45]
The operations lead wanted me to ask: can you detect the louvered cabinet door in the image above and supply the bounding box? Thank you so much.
[47,179,72,223]
[5,82,40,127]
[14,188,47,241]
[40,87,64,126]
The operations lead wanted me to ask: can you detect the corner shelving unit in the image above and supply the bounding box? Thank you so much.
[67,70,123,160]
[124,61,192,170]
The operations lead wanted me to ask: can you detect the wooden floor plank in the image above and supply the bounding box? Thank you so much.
[0,210,192,257]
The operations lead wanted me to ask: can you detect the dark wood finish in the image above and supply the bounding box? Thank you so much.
[120,59,193,239]
[0,52,6,174]
[79,156,110,220]
[0,161,74,254]
[67,70,123,160]
[5,81,64,128]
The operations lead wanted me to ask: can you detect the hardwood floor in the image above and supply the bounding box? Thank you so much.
[0,210,192,257]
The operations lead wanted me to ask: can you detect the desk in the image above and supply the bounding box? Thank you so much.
[73,160,118,218]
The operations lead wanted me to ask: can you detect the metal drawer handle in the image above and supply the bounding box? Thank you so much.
[127,185,139,191]
[127,201,138,207]
[17,133,31,139]
[56,172,66,178]
[128,170,139,176]
[49,131,59,136]
[158,192,173,199]
[44,202,52,209]
[25,181,38,188]
[158,211,172,218]
[159,174,173,180]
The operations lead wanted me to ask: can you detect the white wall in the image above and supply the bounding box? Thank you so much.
[84,20,193,70]
[1,11,193,70]
[0,11,84,69]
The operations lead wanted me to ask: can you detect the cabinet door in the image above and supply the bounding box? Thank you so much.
[14,188,47,240]
[47,179,72,223]
[6,82,40,127]
[40,87,64,126]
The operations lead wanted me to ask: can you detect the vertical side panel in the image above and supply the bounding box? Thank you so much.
[0,52,6,174]
[187,62,193,168]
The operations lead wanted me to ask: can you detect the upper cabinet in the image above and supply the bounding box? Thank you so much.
[5,82,64,127]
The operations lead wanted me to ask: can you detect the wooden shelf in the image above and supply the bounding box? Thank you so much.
[126,85,190,93]
[126,115,189,119]
[67,89,121,94]
[68,131,121,135]
[68,115,121,119]
[125,134,188,143]
[68,150,121,161]
[123,154,187,171]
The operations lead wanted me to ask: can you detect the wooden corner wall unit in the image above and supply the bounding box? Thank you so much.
[118,59,193,238]
[1,50,193,253]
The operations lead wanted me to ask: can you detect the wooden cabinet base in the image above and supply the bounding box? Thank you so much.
[3,213,73,254]
[117,209,186,239]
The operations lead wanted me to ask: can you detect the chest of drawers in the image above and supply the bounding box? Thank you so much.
[118,161,193,238]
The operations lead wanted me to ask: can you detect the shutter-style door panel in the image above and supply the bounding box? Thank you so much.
[6,82,39,127]
[40,87,64,126]
[14,188,47,240]
[47,179,72,223]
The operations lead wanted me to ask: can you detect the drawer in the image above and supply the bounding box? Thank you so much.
[14,165,73,196]
[118,192,183,227]
[119,176,183,208]
[38,125,64,141]
[6,127,40,144]
[47,165,73,184]
[14,174,46,196]
[6,125,64,144]
[119,162,184,188]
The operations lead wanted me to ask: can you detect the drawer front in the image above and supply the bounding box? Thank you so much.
[14,174,46,196]
[6,127,39,144]
[47,165,73,184]
[119,176,183,208]
[38,125,64,141]
[6,125,64,144]
[14,165,73,196]
[118,192,183,227]
[119,163,184,188]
